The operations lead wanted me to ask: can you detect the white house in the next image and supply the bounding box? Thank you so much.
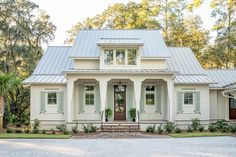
[23,30,236,130]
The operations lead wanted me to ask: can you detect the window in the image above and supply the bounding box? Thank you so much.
[116,49,125,65]
[47,92,57,105]
[184,92,193,105]
[103,48,137,66]
[104,49,113,65]
[84,85,95,105]
[127,49,137,65]
[145,85,155,105]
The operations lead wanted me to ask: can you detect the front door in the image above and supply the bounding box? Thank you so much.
[114,85,126,120]
[229,98,236,119]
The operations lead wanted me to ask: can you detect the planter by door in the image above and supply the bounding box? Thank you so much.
[114,85,126,120]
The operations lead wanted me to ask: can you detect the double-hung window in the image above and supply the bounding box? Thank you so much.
[145,85,156,105]
[84,85,95,106]
[184,91,193,105]
[47,92,57,105]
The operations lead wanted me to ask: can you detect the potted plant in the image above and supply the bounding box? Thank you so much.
[105,108,112,122]
[129,108,136,122]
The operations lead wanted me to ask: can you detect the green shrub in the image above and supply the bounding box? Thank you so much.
[230,125,236,133]
[6,128,13,134]
[82,124,97,133]
[42,129,46,134]
[24,129,31,134]
[214,120,229,132]
[15,129,22,134]
[72,122,79,134]
[191,118,201,131]
[163,121,176,133]
[56,124,67,132]
[187,126,193,133]
[174,127,181,133]
[146,125,156,133]
[50,128,56,134]
[32,119,40,134]
[208,123,217,132]
[198,126,204,132]
[157,124,163,134]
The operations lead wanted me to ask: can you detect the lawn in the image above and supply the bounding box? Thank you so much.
[170,132,235,138]
[0,134,72,139]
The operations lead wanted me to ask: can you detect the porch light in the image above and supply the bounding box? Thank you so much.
[118,81,122,90]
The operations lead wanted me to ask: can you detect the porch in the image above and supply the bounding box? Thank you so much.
[66,72,175,124]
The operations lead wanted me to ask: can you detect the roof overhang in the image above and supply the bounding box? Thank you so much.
[96,38,144,46]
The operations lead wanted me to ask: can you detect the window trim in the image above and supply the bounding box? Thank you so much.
[45,90,58,106]
[103,48,138,67]
[183,91,194,106]
[144,84,156,106]
[83,84,95,106]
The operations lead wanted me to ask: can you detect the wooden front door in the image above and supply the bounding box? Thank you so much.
[229,98,236,119]
[114,85,126,120]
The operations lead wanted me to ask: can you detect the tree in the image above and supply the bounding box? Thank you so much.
[65,0,159,44]
[211,0,236,68]
[0,0,56,77]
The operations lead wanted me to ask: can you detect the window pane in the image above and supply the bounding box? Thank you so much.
[146,94,155,105]
[85,94,94,105]
[104,49,113,65]
[116,49,125,65]
[128,49,137,65]
[84,85,94,91]
[184,92,193,105]
[145,85,155,91]
[48,92,57,105]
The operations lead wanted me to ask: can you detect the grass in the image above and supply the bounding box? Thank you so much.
[0,133,72,139]
[170,132,235,138]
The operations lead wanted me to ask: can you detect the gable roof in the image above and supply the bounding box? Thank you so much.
[205,69,236,88]
[69,29,171,58]
[167,47,205,75]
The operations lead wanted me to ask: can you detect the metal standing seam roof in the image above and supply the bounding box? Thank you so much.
[96,38,144,46]
[205,69,236,88]
[69,29,171,58]
[174,75,215,84]
[23,75,66,84]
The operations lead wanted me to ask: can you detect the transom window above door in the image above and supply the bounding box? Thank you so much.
[103,48,137,66]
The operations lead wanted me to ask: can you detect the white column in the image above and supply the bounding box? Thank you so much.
[99,79,108,122]
[167,79,174,121]
[133,79,142,122]
[67,79,74,123]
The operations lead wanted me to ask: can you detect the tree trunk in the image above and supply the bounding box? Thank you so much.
[0,96,4,131]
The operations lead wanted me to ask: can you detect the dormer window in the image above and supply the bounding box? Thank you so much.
[103,48,137,66]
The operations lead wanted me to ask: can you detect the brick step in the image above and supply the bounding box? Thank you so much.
[101,124,140,132]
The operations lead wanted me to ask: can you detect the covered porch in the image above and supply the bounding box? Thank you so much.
[65,71,175,124]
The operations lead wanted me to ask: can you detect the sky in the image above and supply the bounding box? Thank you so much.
[30,0,214,46]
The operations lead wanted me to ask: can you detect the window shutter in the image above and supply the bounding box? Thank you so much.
[177,91,183,113]
[40,91,46,113]
[57,91,64,114]
[156,84,161,113]
[140,85,145,113]
[95,85,101,113]
[78,84,84,113]
[194,91,200,113]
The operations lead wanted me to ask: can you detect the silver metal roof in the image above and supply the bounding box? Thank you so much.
[64,69,176,74]
[33,46,72,75]
[97,38,144,46]
[167,47,205,75]
[70,29,171,58]
[206,69,236,88]
[174,75,215,84]
[23,75,66,84]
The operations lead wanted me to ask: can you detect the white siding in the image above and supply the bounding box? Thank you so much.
[30,85,66,127]
[141,59,167,69]
[174,84,210,121]
[74,59,100,69]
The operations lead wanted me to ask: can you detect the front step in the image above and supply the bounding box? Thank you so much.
[101,123,140,132]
